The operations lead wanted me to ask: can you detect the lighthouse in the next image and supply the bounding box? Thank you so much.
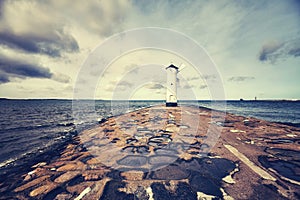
[166,64,179,107]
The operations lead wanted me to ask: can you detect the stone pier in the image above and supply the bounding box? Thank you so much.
[1,105,299,199]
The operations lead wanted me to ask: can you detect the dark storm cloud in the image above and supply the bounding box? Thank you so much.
[258,41,283,62]
[0,0,4,17]
[0,30,79,57]
[0,54,53,83]
[0,73,9,83]
[288,47,300,57]
[228,76,255,82]
[258,38,300,63]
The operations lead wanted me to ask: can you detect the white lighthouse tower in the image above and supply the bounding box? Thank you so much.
[166,64,179,107]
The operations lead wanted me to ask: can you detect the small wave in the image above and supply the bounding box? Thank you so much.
[0,149,38,169]
[276,122,300,128]
[0,124,53,133]
[57,122,75,127]
[74,120,85,125]
[0,158,17,168]
[0,136,67,169]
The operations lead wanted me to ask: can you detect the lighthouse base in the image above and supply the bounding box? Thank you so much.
[166,102,177,107]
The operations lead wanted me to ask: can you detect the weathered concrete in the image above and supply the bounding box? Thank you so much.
[1,105,300,199]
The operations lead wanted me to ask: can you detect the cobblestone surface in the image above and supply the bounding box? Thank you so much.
[1,105,300,199]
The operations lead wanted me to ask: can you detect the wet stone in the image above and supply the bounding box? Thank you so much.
[167,119,176,124]
[151,182,197,200]
[83,178,110,200]
[54,171,80,183]
[117,155,147,167]
[166,126,177,133]
[121,170,145,181]
[148,141,165,148]
[136,146,150,154]
[60,153,82,162]
[134,134,145,140]
[54,193,73,200]
[160,133,172,138]
[56,162,85,171]
[150,165,190,180]
[267,138,294,144]
[168,142,183,149]
[134,186,149,200]
[149,136,172,144]
[122,146,149,154]
[189,150,201,155]
[154,148,178,155]
[151,183,172,199]
[122,146,135,153]
[82,170,108,181]
[243,120,258,127]
[79,155,94,163]
[179,125,190,129]
[178,157,236,186]
[117,167,149,173]
[82,140,93,148]
[173,182,197,200]
[98,118,107,124]
[200,143,210,150]
[44,187,66,200]
[67,175,85,187]
[126,138,138,144]
[145,132,155,137]
[158,129,171,134]
[199,158,236,179]
[189,174,222,198]
[86,157,101,165]
[100,180,135,200]
[23,167,45,181]
[195,135,207,139]
[181,143,191,150]
[29,182,58,197]
[137,128,152,134]
[32,162,47,168]
[103,128,114,133]
[66,181,94,194]
[149,155,178,166]
[258,155,300,182]
[219,120,237,127]
[190,140,201,146]
[111,138,120,143]
[250,183,287,200]
[265,147,300,160]
[14,175,51,192]
[294,192,300,199]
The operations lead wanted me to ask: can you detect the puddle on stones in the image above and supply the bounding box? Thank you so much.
[259,155,300,182]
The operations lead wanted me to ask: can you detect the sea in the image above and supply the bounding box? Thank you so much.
[0,99,300,179]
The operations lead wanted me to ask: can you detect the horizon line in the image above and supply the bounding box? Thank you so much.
[0,98,299,101]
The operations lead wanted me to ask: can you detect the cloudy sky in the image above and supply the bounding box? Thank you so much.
[0,0,299,100]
